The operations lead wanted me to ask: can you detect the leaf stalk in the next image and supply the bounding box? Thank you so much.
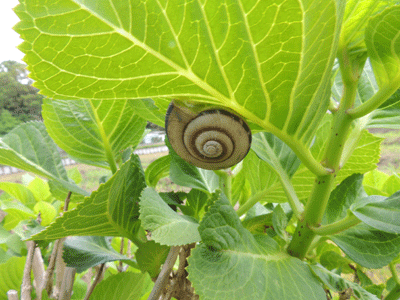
[310,213,361,236]
[347,77,400,119]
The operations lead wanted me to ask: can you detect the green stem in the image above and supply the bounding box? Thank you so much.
[390,262,400,285]
[89,100,118,174]
[287,47,359,259]
[347,76,400,119]
[214,170,232,202]
[236,190,266,217]
[275,169,303,218]
[311,214,361,236]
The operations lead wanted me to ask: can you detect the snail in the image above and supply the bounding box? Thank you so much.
[165,101,252,170]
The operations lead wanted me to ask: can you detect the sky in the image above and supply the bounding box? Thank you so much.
[0,0,24,63]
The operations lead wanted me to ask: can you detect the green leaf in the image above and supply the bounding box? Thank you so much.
[311,264,379,300]
[135,240,169,278]
[319,251,353,273]
[383,174,400,196]
[28,177,51,202]
[242,150,279,200]
[0,122,87,196]
[145,154,171,188]
[90,272,153,300]
[0,182,35,206]
[67,167,82,185]
[30,155,147,244]
[4,234,27,256]
[365,5,400,88]
[368,90,400,129]
[0,225,11,244]
[168,140,218,194]
[252,132,301,178]
[139,188,200,246]
[363,170,390,196]
[184,189,209,221]
[128,98,167,128]
[15,0,345,156]
[187,194,325,300]
[339,0,392,53]
[42,99,147,169]
[0,257,26,300]
[231,167,251,206]
[63,236,134,273]
[351,191,400,234]
[331,224,400,268]
[0,201,35,231]
[272,204,288,241]
[70,278,88,300]
[33,201,57,226]
[48,180,86,203]
[323,174,366,224]
[0,249,13,264]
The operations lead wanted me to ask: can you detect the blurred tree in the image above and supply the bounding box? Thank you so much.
[0,60,43,123]
[0,109,21,136]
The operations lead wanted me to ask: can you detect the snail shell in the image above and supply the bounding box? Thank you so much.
[165,102,252,170]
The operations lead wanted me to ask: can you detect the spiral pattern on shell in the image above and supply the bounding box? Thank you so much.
[165,102,252,170]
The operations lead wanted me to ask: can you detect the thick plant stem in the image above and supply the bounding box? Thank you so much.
[287,50,358,258]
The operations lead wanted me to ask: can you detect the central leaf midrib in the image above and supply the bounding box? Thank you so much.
[88,100,117,172]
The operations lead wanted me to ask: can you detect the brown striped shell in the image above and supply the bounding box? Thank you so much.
[165,102,252,170]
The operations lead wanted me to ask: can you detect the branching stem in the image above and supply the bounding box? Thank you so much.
[287,46,359,259]
[347,76,400,119]
[311,214,361,236]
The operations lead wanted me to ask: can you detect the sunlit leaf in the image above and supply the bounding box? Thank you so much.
[90,272,153,300]
[135,240,169,278]
[0,257,26,300]
[0,122,87,196]
[365,5,400,88]
[30,155,147,244]
[42,99,147,168]
[15,0,345,157]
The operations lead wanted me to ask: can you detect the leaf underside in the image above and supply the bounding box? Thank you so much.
[15,0,344,148]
